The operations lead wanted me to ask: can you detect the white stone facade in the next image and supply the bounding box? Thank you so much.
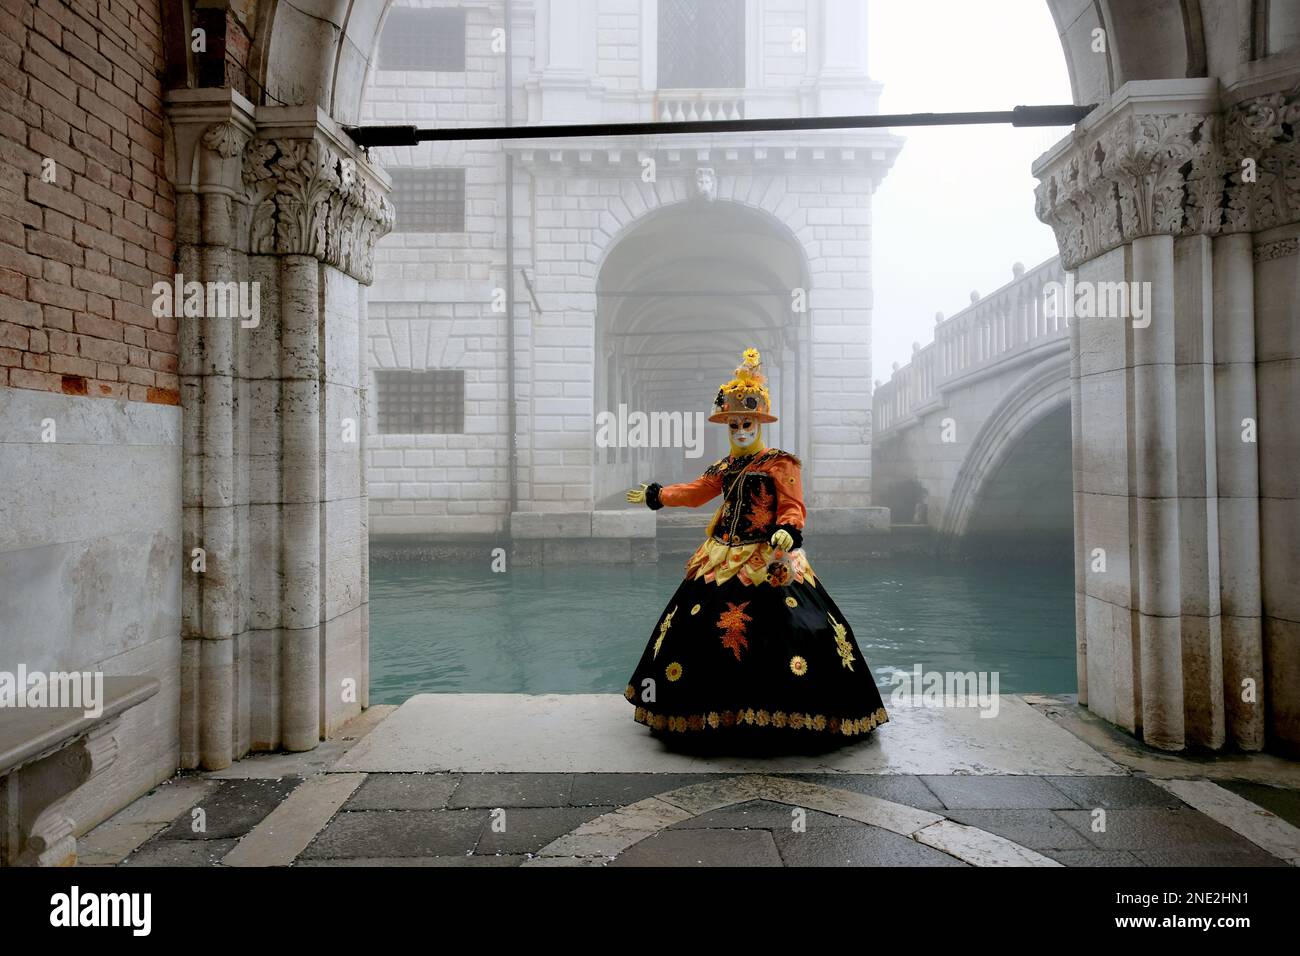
[361,0,900,534]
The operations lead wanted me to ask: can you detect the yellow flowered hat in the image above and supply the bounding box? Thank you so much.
[709,348,777,423]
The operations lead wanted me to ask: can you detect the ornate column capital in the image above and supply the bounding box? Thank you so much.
[241,110,394,284]
[164,94,394,284]
[1034,78,1300,269]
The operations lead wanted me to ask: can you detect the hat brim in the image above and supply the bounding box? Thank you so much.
[709,411,778,423]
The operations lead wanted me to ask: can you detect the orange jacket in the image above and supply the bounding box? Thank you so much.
[658,450,805,531]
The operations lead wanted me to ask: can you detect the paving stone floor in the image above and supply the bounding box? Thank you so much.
[75,696,1300,868]
[103,771,1292,867]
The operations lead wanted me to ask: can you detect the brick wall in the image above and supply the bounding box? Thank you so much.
[0,0,177,404]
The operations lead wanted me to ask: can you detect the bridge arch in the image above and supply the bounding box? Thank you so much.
[941,351,1072,542]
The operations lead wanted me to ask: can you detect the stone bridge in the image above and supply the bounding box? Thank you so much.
[871,258,1070,553]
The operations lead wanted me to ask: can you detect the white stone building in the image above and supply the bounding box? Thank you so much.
[360,0,901,536]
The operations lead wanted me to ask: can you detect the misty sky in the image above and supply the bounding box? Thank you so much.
[867,0,1073,384]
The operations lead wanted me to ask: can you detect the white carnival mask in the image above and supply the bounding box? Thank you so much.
[728,417,759,448]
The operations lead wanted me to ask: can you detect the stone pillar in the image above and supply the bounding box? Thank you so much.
[1035,77,1300,756]
[167,90,393,769]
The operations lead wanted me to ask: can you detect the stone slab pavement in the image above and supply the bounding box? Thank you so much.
[75,694,1300,868]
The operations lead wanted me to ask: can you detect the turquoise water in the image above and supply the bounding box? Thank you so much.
[367,557,1077,704]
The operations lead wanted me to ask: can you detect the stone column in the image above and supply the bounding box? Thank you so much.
[1035,76,1300,756]
[167,90,393,769]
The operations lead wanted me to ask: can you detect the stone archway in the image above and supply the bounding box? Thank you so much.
[169,0,1300,760]
[592,199,812,500]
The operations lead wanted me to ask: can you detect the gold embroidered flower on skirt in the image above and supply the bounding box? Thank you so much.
[785,596,798,608]
[789,655,808,676]
[665,661,683,682]
[653,605,677,658]
[828,612,856,670]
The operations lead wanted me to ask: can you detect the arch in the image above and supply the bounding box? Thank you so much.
[592,198,812,495]
[942,350,1072,539]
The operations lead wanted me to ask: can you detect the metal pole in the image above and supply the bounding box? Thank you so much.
[344,103,1095,148]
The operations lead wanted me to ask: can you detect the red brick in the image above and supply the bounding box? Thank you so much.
[73,220,123,259]
[0,346,20,366]
[95,379,126,398]
[28,230,84,266]
[78,334,127,364]
[72,266,119,297]
[119,364,152,386]
[42,209,74,241]
[0,242,40,278]
[0,290,41,326]
[31,6,59,43]
[11,367,61,391]
[0,264,23,296]
[27,177,84,218]
[22,350,49,371]
[28,328,46,352]
[146,385,179,405]
[60,371,88,393]
[0,320,29,349]
[28,276,84,311]
[27,32,68,75]
[40,258,69,284]
[28,130,87,178]
[41,305,72,330]
[113,298,153,329]
[51,352,93,376]
[72,171,124,216]
[23,54,77,106]
[46,328,74,353]
[71,310,120,340]
[62,32,112,82]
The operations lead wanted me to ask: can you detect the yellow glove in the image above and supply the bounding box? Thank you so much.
[770,528,793,551]
[626,483,649,504]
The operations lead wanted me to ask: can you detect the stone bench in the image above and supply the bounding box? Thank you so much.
[0,675,159,867]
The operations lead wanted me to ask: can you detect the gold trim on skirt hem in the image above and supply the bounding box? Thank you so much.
[627,697,889,737]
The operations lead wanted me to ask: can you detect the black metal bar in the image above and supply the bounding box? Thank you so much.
[342,103,1095,149]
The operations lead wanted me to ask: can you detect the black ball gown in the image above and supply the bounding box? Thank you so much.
[623,447,889,751]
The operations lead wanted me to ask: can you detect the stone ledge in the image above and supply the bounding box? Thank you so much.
[810,507,891,533]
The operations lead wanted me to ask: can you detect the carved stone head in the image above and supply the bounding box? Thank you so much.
[694,166,716,202]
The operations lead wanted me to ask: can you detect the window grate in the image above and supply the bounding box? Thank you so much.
[390,168,465,232]
[657,0,744,89]
[376,369,466,434]
[378,8,466,72]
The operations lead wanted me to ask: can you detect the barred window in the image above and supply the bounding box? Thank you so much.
[390,168,465,232]
[658,0,745,89]
[378,7,466,72]
[376,370,466,434]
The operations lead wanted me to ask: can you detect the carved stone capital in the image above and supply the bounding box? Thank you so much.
[241,132,394,284]
[1035,80,1300,268]
[166,93,394,284]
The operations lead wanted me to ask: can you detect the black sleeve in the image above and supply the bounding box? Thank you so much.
[645,482,665,511]
[774,523,803,549]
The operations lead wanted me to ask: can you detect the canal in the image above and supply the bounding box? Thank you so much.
[368,555,1076,705]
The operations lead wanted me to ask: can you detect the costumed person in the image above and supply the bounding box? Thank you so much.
[623,348,889,752]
